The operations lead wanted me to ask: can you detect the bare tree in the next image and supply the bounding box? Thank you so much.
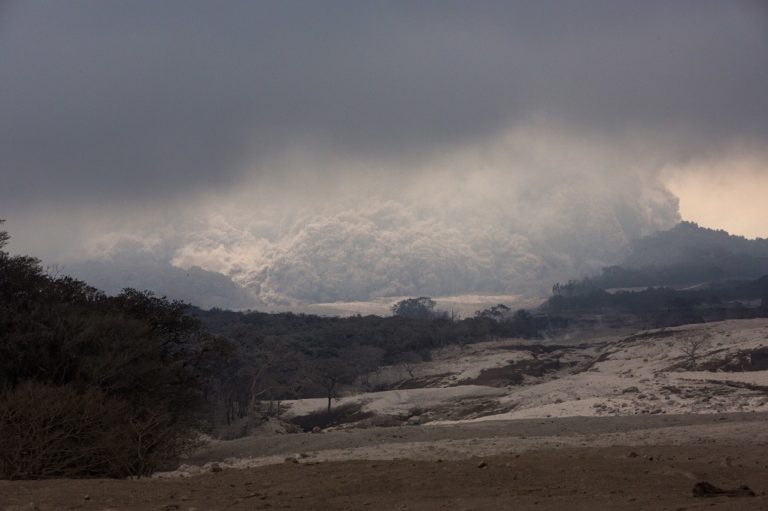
[0,383,198,479]
[680,334,710,369]
[0,219,9,250]
[306,358,353,416]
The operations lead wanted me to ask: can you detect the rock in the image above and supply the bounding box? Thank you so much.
[622,386,640,394]
[692,481,727,497]
[477,461,488,469]
[311,426,322,434]
[692,481,755,498]
[627,451,639,458]
[731,486,756,497]
[407,415,421,426]
[209,463,223,473]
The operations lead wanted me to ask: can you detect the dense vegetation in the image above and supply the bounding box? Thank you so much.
[0,221,230,478]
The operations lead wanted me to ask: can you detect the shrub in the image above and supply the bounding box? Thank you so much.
[288,402,372,431]
[0,382,199,479]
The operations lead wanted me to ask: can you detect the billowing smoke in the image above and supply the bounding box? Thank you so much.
[12,127,682,307]
[164,135,680,305]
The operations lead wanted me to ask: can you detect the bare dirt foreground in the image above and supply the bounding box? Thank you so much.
[2,446,768,511]
[3,413,768,511]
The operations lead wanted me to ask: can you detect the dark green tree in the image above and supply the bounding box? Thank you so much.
[391,297,437,319]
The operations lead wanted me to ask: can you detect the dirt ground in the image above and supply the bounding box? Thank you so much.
[187,412,768,466]
[3,413,768,511]
[3,445,768,511]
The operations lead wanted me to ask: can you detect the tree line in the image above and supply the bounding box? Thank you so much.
[0,220,235,478]
[192,298,544,426]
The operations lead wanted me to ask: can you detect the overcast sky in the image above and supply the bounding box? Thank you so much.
[1,1,767,305]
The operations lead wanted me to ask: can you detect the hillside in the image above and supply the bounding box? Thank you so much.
[593,222,768,289]
[169,318,768,450]
[626,222,768,268]
[266,319,768,431]
[132,318,768,487]
[64,258,257,310]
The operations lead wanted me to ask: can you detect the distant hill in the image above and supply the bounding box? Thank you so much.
[624,221,768,267]
[591,222,768,289]
[64,258,257,310]
[543,222,768,325]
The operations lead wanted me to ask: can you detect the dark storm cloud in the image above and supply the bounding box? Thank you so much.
[1,0,767,207]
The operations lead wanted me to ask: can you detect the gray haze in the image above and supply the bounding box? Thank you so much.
[1,1,766,307]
